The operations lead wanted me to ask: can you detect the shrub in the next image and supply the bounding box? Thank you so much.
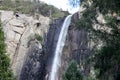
[63,61,83,80]
[35,34,43,42]
[0,19,16,80]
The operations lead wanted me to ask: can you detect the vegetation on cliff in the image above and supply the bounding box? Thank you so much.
[35,34,43,42]
[0,19,16,80]
[63,61,83,80]
[66,0,120,80]
[0,0,69,18]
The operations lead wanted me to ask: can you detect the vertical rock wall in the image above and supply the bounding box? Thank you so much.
[60,13,92,79]
[0,10,50,79]
[20,40,45,80]
[20,17,65,80]
[1,10,92,80]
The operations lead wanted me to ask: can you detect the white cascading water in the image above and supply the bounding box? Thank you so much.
[49,15,72,80]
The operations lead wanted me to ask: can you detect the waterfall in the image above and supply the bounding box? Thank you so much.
[49,15,72,80]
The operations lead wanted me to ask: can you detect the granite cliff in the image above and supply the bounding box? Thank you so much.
[1,10,92,80]
[0,10,50,79]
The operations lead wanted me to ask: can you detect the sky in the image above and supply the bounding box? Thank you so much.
[40,0,79,14]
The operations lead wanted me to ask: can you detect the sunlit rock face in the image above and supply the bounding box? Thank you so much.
[0,10,50,79]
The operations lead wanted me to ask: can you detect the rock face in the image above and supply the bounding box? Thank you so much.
[44,13,92,80]
[58,13,92,79]
[20,40,46,80]
[0,10,50,79]
[20,17,65,80]
[1,10,91,80]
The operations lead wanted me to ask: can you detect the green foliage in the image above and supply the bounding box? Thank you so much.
[92,0,120,14]
[36,2,69,18]
[0,0,69,18]
[63,61,83,80]
[76,15,92,30]
[0,0,14,10]
[35,34,43,42]
[70,0,120,14]
[75,5,97,31]
[71,0,120,80]
[84,75,95,80]
[0,20,16,80]
[93,21,120,80]
[94,45,120,80]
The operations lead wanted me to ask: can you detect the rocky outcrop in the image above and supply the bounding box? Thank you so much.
[0,10,50,79]
[20,40,46,80]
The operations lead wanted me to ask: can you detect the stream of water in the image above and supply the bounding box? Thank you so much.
[49,15,72,80]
